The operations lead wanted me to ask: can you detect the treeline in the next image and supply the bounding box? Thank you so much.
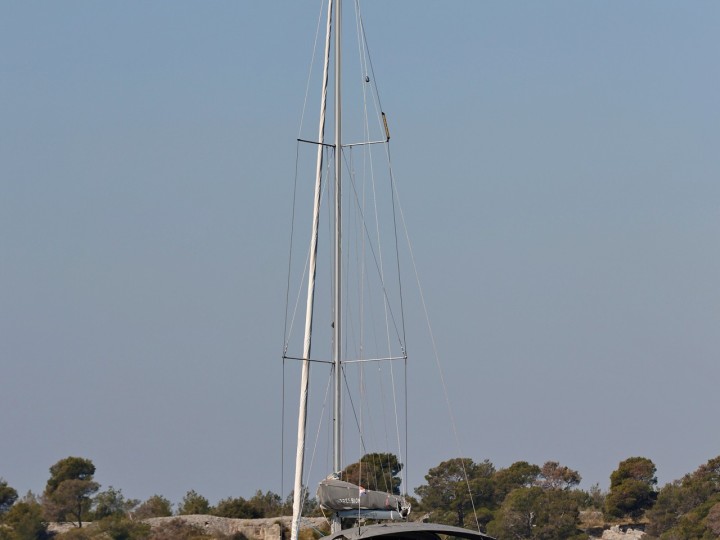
[0,457,291,540]
[2,453,720,539]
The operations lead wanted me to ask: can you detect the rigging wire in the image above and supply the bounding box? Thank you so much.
[307,364,334,501]
[357,2,387,124]
[284,143,307,355]
[391,179,483,532]
[281,140,306,504]
[340,149,405,349]
[354,1,394,474]
[284,0,431,520]
[283,0,331,500]
[356,0,408,493]
[284,146,333,363]
[297,0,332,139]
[281,356,286,501]
[384,141,409,495]
[345,147,389,474]
[340,119,408,494]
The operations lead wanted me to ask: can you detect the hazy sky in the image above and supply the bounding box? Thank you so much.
[2,1,719,509]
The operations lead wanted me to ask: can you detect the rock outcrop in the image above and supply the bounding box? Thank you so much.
[144,515,327,540]
[592,525,645,540]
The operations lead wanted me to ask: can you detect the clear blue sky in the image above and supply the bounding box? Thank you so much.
[2,1,719,508]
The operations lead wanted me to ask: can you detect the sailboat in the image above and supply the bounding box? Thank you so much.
[284,2,494,540]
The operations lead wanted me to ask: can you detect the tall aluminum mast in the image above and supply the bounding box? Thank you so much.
[332,0,343,534]
[289,3,333,540]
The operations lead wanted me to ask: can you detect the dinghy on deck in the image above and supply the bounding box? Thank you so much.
[318,478,410,520]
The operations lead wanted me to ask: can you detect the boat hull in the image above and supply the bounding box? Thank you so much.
[317,522,495,540]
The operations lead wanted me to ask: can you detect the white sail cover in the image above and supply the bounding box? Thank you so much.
[318,479,410,517]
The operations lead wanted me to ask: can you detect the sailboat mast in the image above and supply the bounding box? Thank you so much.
[289,3,333,540]
[332,0,343,533]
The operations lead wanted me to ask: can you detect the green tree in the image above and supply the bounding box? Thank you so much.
[487,486,587,540]
[341,453,403,495]
[646,455,720,538]
[0,499,49,540]
[584,483,606,510]
[488,487,540,539]
[492,462,540,504]
[415,458,495,527]
[93,487,139,520]
[644,481,691,538]
[43,457,99,527]
[213,497,258,519]
[94,515,151,540]
[212,491,285,519]
[604,457,657,520]
[535,461,581,491]
[133,495,173,520]
[44,479,100,527]
[0,479,19,516]
[45,458,96,494]
[706,502,720,536]
[610,456,657,487]
[177,490,210,515]
[247,490,283,518]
